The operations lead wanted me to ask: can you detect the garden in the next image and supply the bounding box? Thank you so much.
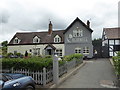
[1,53,83,71]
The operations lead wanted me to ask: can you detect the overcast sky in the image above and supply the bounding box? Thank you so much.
[0,0,119,43]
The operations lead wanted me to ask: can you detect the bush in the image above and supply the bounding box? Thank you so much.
[63,53,83,61]
[44,55,52,58]
[1,54,83,71]
[1,57,53,71]
[7,52,13,57]
[112,54,120,77]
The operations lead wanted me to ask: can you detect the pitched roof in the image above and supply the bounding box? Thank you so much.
[103,27,120,39]
[8,17,93,45]
[9,30,65,45]
[44,44,56,50]
[64,17,93,34]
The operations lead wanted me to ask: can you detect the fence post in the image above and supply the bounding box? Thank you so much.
[11,67,14,73]
[53,55,59,85]
[43,67,46,86]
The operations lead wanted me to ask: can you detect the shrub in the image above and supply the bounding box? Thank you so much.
[44,55,52,58]
[2,57,53,71]
[112,54,120,77]
[7,52,13,57]
[63,53,83,61]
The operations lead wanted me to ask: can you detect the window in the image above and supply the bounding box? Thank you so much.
[55,49,62,56]
[14,51,17,54]
[115,40,120,45]
[14,37,20,44]
[73,29,83,37]
[109,40,114,45]
[33,48,40,56]
[75,48,81,53]
[33,36,40,43]
[83,47,89,54]
[54,35,61,43]
[109,46,113,51]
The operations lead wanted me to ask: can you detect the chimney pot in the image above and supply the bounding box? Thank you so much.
[87,20,90,28]
[48,21,52,35]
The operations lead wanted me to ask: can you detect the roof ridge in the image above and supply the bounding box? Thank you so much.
[16,30,65,34]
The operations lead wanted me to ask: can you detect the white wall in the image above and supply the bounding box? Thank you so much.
[102,40,108,46]
[8,44,65,56]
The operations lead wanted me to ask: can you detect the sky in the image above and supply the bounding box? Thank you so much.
[0,0,119,43]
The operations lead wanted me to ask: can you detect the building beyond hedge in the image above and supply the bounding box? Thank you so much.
[8,17,93,58]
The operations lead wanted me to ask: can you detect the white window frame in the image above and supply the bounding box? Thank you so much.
[115,40,120,45]
[109,40,114,45]
[14,37,20,44]
[33,36,40,43]
[73,29,83,37]
[33,48,40,56]
[75,48,81,53]
[55,49,62,56]
[83,47,89,54]
[54,35,61,43]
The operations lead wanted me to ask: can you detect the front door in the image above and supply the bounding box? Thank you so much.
[47,49,52,55]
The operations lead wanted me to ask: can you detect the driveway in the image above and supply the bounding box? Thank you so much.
[58,58,118,88]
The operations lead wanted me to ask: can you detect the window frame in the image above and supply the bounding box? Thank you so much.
[54,35,61,43]
[14,37,20,44]
[73,29,83,37]
[83,47,89,54]
[55,49,62,56]
[75,48,81,54]
[33,36,40,43]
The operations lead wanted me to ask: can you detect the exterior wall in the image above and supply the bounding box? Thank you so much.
[65,43,93,58]
[8,44,64,56]
[102,40,108,46]
[64,21,93,58]
[108,39,120,57]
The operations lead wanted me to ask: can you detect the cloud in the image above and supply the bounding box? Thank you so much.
[0,0,119,42]
[0,9,10,24]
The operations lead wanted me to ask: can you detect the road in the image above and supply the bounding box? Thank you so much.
[58,58,118,88]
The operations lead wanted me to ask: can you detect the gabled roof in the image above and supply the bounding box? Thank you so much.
[8,30,65,45]
[64,17,93,34]
[44,44,56,50]
[103,27,120,39]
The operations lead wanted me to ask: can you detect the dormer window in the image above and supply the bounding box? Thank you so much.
[14,37,20,44]
[33,36,40,43]
[54,35,61,43]
[73,29,83,37]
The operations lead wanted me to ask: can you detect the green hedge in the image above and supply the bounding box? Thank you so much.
[1,54,83,71]
[63,53,83,61]
[112,52,120,77]
[1,57,53,71]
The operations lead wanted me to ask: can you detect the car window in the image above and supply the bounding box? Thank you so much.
[5,75,13,80]
[1,75,8,82]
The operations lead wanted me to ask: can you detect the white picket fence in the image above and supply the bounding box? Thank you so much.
[2,59,82,85]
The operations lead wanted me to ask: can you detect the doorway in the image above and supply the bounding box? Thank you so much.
[47,49,52,55]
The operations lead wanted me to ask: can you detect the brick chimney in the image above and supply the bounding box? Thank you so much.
[87,20,90,28]
[48,21,52,35]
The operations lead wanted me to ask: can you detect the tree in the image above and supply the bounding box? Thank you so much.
[1,41,8,56]
[1,41,8,47]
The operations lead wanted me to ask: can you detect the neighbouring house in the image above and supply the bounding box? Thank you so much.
[8,17,93,58]
[102,27,120,57]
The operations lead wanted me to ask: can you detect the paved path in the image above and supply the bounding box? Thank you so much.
[58,58,118,88]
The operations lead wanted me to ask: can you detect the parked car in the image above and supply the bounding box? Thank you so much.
[0,73,35,90]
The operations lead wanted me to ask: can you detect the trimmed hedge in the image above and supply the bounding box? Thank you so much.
[1,57,53,71]
[63,53,83,61]
[1,54,83,71]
